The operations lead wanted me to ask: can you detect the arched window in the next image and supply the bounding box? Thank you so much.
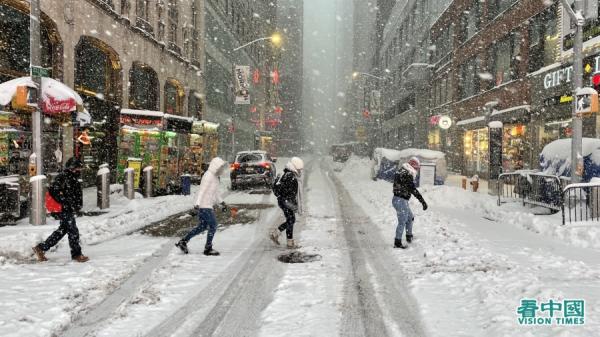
[188,90,203,119]
[129,62,159,110]
[75,36,122,102]
[164,78,184,114]
[0,0,62,83]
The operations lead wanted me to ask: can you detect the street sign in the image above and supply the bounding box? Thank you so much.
[30,66,50,78]
[438,116,452,129]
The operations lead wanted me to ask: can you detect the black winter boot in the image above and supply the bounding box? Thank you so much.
[175,240,189,254]
[394,239,406,249]
[204,247,220,256]
[406,234,413,243]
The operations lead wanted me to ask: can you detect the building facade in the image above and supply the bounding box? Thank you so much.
[0,0,205,175]
[203,0,279,160]
[275,0,303,155]
[429,0,600,178]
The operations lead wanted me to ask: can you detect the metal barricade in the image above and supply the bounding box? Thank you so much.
[497,172,527,206]
[523,173,563,212]
[562,182,600,225]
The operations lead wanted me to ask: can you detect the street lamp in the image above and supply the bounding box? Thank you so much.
[233,32,284,52]
[352,71,388,81]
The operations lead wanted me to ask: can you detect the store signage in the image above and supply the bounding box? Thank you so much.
[544,55,600,90]
[120,115,163,128]
[439,116,452,130]
[41,97,77,115]
[234,65,251,105]
[429,115,441,126]
[419,164,436,186]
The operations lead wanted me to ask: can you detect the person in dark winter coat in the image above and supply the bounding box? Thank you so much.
[33,157,89,262]
[270,157,303,249]
[392,156,428,249]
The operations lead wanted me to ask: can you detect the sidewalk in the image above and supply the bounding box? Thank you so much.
[445,173,489,194]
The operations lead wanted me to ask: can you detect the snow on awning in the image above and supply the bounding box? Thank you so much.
[164,113,194,122]
[456,116,485,126]
[120,108,164,117]
[77,110,92,126]
[491,105,531,117]
[0,77,83,114]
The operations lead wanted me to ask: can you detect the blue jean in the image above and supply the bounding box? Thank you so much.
[277,198,296,239]
[392,196,413,240]
[183,208,217,249]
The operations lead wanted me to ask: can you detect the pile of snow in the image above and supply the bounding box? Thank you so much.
[373,147,445,162]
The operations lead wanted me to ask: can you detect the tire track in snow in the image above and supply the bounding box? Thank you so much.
[143,161,313,337]
[326,162,428,337]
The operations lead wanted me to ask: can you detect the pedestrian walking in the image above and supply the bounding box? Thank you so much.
[176,157,228,256]
[270,157,303,249]
[392,157,428,249]
[32,157,89,262]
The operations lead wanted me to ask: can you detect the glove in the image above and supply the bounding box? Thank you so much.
[422,202,428,211]
[220,202,229,213]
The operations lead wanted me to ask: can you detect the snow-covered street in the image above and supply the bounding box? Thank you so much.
[2,156,598,336]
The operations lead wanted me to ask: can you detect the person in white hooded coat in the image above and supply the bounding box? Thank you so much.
[176,157,228,256]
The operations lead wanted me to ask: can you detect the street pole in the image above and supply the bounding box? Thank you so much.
[571,0,584,184]
[30,0,46,225]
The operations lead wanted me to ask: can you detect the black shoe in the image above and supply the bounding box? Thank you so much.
[406,235,413,243]
[203,248,220,256]
[175,240,189,254]
[394,239,406,249]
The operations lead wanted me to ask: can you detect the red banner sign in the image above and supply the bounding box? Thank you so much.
[120,115,163,128]
[41,97,77,115]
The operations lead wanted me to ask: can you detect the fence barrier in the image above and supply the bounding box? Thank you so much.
[498,171,600,224]
[562,182,600,225]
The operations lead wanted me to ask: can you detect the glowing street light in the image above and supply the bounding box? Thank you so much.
[352,71,387,81]
[233,32,284,52]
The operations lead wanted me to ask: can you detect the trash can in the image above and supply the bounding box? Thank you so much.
[142,166,153,198]
[96,164,110,209]
[124,168,135,200]
[181,174,191,196]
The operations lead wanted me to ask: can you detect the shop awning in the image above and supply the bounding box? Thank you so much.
[456,105,531,129]
[120,108,164,117]
[0,77,83,114]
[456,116,485,126]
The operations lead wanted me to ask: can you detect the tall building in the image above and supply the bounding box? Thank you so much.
[203,0,279,160]
[276,0,304,155]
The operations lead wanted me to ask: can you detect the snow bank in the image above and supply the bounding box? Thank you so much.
[374,147,445,162]
[540,138,600,181]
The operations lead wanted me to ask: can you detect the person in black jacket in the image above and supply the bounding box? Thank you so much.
[392,157,428,249]
[33,157,89,262]
[270,157,303,249]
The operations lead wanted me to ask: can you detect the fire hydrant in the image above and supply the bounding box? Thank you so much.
[470,175,480,192]
[462,177,467,190]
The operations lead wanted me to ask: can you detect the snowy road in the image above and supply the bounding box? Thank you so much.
[3,156,600,337]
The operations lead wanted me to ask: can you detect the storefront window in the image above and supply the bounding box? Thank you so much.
[428,128,441,151]
[540,119,572,150]
[503,124,526,171]
[129,63,159,110]
[464,128,489,175]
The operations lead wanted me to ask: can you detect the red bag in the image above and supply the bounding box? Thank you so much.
[45,191,62,213]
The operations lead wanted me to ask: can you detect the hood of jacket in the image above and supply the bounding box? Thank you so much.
[207,157,226,175]
[286,162,299,175]
[402,162,417,178]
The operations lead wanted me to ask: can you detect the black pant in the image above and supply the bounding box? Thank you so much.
[40,212,82,258]
[277,199,296,239]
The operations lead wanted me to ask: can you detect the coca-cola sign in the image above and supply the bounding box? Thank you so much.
[41,97,77,114]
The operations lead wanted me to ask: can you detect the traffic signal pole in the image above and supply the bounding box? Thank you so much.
[561,0,584,183]
[30,0,46,225]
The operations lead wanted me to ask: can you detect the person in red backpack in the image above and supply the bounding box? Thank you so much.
[33,158,89,262]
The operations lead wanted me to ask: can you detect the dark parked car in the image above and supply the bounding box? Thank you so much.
[230,151,277,190]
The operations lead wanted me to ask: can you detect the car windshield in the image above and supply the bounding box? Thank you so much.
[237,153,263,163]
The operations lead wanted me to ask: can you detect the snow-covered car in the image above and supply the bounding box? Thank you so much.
[230,151,277,190]
[371,147,447,185]
[540,138,600,183]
